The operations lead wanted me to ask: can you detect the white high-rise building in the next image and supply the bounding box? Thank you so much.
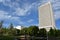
[38,2,56,31]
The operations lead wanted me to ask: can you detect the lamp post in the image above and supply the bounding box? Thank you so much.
[24,30,26,40]
[46,31,48,40]
[46,29,50,40]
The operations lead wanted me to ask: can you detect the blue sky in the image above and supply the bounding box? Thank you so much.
[0,0,60,29]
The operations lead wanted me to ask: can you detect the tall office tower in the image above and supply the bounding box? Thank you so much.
[38,2,56,31]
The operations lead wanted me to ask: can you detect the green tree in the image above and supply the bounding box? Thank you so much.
[20,28,28,35]
[27,26,39,36]
[48,28,55,37]
[0,21,4,36]
[38,28,47,37]
[55,30,60,37]
[8,28,17,36]
[8,23,15,36]
[15,29,20,36]
[2,28,9,36]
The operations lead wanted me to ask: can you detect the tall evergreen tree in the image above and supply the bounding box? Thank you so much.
[0,21,3,28]
[9,23,13,30]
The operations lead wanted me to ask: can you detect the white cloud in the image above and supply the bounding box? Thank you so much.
[14,26,22,30]
[0,10,9,19]
[14,8,27,16]
[27,19,34,23]
[0,10,19,20]
[8,16,25,25]
[51,0,60,20]
[0,0,31,16]
[12,3,36,16]
[0,10,25,25]
[0,11,12,19]
[54,11,60,19]
[0,0,19,8]
[0,0,4,2]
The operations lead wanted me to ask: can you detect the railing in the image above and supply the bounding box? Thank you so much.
[0,36,60,40]
[30,37,60,40]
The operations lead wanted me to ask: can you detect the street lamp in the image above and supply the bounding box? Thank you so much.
[46,28,50,40]
[24,30,27,40]
[46,31,48,40]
